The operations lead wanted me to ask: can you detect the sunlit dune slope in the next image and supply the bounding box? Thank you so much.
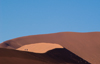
[0,32,100,64]
[17,43,63,53]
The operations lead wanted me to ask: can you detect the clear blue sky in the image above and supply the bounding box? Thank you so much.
[0,0,100,43]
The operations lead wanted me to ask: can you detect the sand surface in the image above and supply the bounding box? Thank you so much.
[17,43,63,53]
[0,48,90,64]
[0,32,100,64]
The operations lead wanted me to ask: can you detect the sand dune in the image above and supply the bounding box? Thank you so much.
[0,57,49,64]
[0,32,100,64]
[17,43,63,53]
[0,48,90,64]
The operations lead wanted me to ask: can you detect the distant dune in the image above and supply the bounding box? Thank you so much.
[17,43,63,53]
[0,32,100,64]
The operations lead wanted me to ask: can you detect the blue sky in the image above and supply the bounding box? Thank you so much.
[0,0,100,43]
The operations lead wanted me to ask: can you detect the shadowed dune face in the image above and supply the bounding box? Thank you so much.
[0,57,49,64]
[0,48,90,64]
[17,43,63,53]
[0,32,100,64]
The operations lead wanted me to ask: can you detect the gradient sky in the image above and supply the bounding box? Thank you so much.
[0,0,100,43]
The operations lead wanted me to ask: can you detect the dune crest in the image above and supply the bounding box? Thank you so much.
[17,43,63,53]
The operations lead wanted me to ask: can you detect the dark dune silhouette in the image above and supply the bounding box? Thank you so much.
[0,32,100,64]
[0,48,90,64]
[0,57,48,64]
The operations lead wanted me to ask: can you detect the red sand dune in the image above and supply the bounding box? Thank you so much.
[0,48,90,64]
[0,32,100,64]
[0,57,48,64]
